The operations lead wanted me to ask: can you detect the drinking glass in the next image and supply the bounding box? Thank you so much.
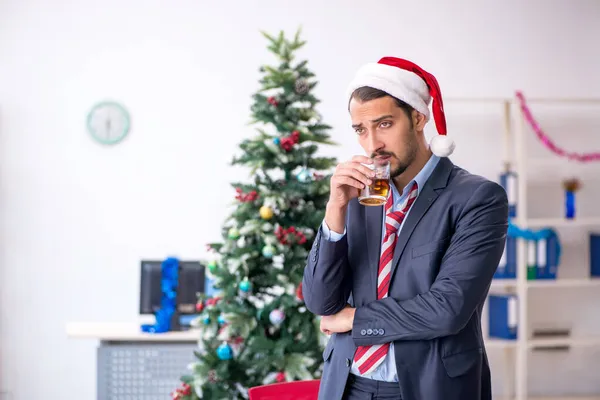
[358,159,391,206]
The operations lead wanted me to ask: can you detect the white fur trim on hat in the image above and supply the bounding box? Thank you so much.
[346,62,432,121]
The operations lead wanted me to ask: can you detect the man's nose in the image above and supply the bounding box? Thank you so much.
[366,133,383,155]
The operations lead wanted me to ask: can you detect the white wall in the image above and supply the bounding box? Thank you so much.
[1,0,600,399]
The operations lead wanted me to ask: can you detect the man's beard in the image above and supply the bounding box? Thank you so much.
[389,133,418,178]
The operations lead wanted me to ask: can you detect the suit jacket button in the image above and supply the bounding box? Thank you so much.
[345,358,351,367]
[360,329,366,336]
[379,329,385,335]
[367,329,373,335]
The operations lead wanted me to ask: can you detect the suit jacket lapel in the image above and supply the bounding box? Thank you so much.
[389,157,454,284]
[364,204,383,303]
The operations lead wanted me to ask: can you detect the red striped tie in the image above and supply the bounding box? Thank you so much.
[353,182,418,376]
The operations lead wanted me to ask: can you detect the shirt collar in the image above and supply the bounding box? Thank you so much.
[390,154,441,205]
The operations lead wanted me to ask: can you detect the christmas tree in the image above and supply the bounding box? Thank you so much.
[173,27,338,400]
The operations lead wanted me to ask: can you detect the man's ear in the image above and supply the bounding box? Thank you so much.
[412,110,427,131]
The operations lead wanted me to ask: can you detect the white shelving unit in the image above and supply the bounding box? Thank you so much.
[488,95,600,400]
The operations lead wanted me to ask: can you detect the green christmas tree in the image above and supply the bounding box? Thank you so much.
[173,28,338,400]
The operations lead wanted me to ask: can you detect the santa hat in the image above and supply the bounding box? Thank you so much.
[346,56,455,157]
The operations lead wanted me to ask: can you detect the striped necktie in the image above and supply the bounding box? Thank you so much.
[353,181,419,376]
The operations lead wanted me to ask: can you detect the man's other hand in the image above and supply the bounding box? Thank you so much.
[320,304,355,335]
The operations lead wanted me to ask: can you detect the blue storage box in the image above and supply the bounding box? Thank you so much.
[488,294,518,340]
[591,233,600,278]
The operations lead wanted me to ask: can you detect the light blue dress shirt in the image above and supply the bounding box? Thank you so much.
[321,154,440,381]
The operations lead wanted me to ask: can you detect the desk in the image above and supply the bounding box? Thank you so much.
[67,322,201,400]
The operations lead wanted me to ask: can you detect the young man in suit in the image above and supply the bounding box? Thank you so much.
[302,57,509,400]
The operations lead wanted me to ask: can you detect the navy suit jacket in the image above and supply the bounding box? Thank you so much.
[302,157,508,400]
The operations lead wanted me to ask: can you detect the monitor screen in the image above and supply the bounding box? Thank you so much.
[139,260,206,315]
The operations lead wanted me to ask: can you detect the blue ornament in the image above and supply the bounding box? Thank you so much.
[262,244,275,258]
[273,138,280,145]
[217,342,233,360]
[239,278,252,293]
[296,168,312,183]
[218,314,227,325]
[203,316,211,325]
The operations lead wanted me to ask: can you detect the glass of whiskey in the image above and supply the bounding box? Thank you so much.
[358,159,390,206]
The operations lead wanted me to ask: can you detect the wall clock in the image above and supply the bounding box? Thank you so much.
[86,101,131,145]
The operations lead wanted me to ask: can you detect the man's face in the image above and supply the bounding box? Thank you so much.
[349,95,418,178]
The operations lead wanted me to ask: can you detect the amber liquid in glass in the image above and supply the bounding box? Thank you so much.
[358,178,390,206]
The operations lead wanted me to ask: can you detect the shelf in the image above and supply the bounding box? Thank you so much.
[484,336,600,348]
[490,278,600,289]
[529,336,600,348]
[485,338,517,348]
[527,278,600,288]
[525,217,600,228]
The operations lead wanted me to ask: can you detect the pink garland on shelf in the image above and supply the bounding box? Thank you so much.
[515,91,600,162]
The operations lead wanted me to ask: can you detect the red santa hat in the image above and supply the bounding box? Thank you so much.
[346,56,455,157]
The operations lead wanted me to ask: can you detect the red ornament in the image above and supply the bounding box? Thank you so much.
[267,96,278,106]
[275,372,286,383]
[296,282,304,301]
[195,302,204,312]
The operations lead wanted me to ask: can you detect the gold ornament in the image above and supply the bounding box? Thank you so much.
[260,205,274,220]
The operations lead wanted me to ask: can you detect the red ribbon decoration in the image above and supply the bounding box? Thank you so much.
[515,91,600,162]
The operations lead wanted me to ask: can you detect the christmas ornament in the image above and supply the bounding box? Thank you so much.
[276,372,286,383]
[205,297,220,308]
[195,302,204,312]
[296,167,312,183]
[275,225,307,245]
[295,78,309,94]
[260,205,274,220]
[239,277,252,293]
[207,370,218,383]
[202,315,211,325]
[273,137,280,145]
[228,227,240,239]
[217,342,233,360]
[171,382,192,400]
[207,260,218,273]
[269,308,285,325]
[235,187,258,202]
[279,130,300,152]
[296,282,304,301]
[218,314,227,325]
[516,91,600,162]
[262,244,275,258]
[267,96,278,107]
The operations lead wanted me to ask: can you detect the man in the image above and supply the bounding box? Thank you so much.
[302,57,508,400]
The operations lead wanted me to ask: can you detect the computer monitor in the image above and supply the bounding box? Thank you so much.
[139,260,206,330]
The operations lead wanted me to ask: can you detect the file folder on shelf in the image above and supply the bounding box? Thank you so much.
[488,294,518,340]
[590,233,600,278]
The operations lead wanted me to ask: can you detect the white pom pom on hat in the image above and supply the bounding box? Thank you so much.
[346,56,455,157]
